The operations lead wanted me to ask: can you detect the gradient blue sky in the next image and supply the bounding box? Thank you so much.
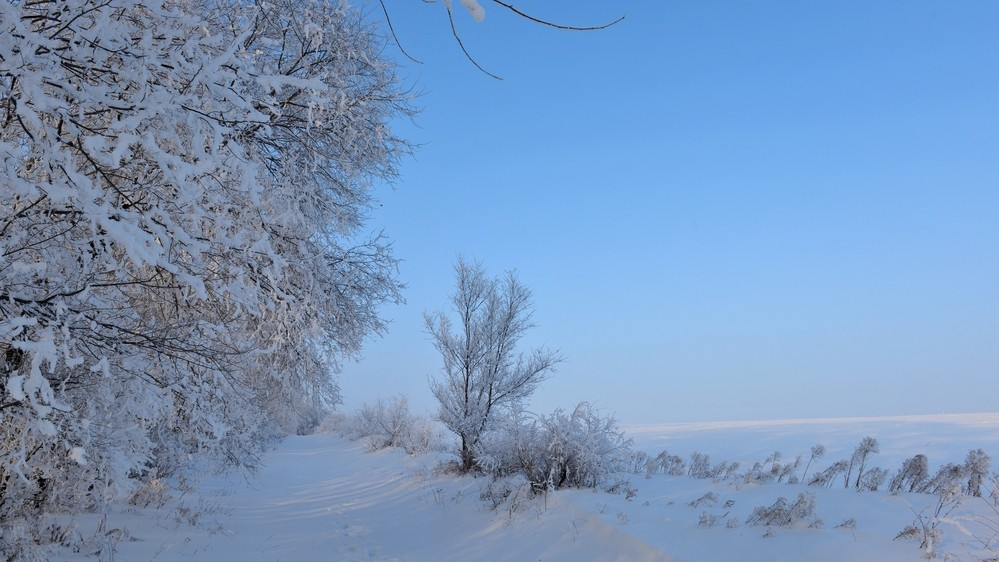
[340,1,999,424]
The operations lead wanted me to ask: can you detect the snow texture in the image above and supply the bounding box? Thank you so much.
[44,413,999,562]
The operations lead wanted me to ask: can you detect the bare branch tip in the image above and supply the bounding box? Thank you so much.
[490,1,625,31]
[446,4,503,80]
[379,0,424,65]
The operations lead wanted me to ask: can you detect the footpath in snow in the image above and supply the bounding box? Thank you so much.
[95,434,669,562]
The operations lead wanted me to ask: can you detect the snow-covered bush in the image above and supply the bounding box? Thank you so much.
[746,492,818,527]
[858,467,888,492]
[744,451,798,485]
[343,396,446,455]
[630,451,652,475]
[654,451,688,476]
[346,396,417,450]
[920,463,966,495]
[800,444,825,485]
[406,417,451,456]
[886,450,991,497]
[710,460,741,481]
[688,452,712,479]
[895,484,963,558]
[889,454,930,493]
[689,491,719,508]
[478,402,632,493]
[965,449,991,497]
[846,437,880,490]
[808,460,849,488]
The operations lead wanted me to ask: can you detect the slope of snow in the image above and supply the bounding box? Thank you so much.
[62,435,670,561]
[55,414,999,561]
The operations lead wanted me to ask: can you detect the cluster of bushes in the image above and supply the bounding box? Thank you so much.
[335,396,447,456]
[805,441,991,499]
[343,389,998,555]
[476,402,632,493]
[342,398,632,497]
[630,437,993,501]
[745,492,819,528]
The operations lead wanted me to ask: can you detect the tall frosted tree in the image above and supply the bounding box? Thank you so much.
[426,257,563,471]
[0,0,408,536]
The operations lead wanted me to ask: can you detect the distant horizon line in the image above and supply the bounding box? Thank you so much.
[622,411,999,433]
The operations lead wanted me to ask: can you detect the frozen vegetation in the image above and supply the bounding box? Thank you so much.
[2,0,408,556]
[3,1,995,561]
[28,412,999,561]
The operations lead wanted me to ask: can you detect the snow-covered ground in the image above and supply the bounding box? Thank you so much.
[56,413,999,561]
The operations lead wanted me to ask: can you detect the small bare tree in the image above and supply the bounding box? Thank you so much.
[800,444,825,485]
[426,257,563,471]
[847,437,879,489]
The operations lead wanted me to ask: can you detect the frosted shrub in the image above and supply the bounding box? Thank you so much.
[920,463,965,495]
[858,467,888,492]
[688,452,712,479]
[344,397,445,455]
[780,458,802,484]
[746,492,818,527]
[889,454,930,493]
[630,451,652,475]
[846,437,879,490]
[699,511,727,527]
[661,452,687,476]
[641,450,686,476]
[689,492,719,508]
[895,484,963,558]
[127,476,171,509]
[808,460,849,488]
[480,402,632,492]
[0,522,52,562]
[745,451,798,485]
[405,417,449,456]
[800,445,826,484]
[347,396,415,450]
[479,476,531,512]
[537,402,632,490]
[709,460,741,481]
[965,449,991,497]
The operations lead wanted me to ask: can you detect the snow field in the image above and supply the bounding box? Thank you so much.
[54,413,999,561]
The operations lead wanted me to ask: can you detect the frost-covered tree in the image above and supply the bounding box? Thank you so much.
[688,452,712,479]
[889,454,930,493]
[1,0,407,537]
[808,459,848,488]
[644,450,685,476]
[858,466,888,492]
[964,449,990,497]
[919,463,965,495]
[426,257,562,471]
[746,492,817,528]
[846,437,879,490]
[800,444,825,485]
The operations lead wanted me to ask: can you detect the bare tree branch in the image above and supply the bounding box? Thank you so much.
[489,1,625,31]
[445,3,503,80]
[379,0,423,64]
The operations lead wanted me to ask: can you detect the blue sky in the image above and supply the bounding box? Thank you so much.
[340,1,999,424]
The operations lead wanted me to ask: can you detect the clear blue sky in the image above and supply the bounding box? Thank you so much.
[340,1,999,424]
